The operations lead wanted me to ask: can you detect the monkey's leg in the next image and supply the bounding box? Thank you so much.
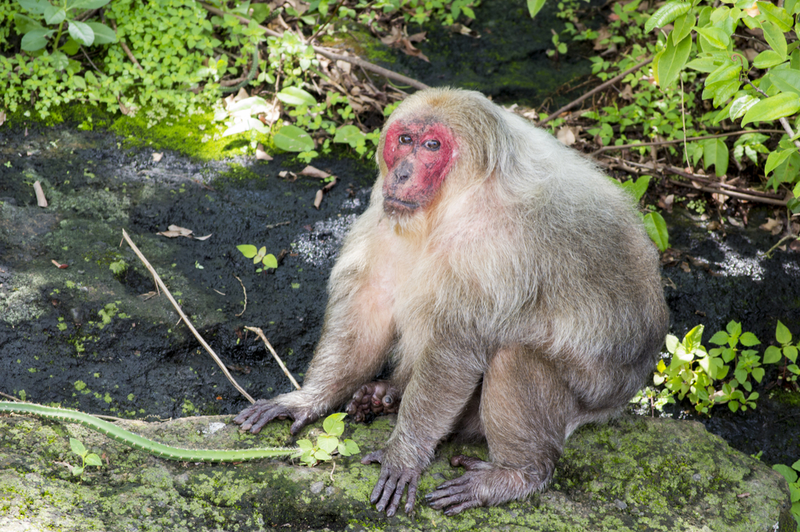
[361,343,484,516]
[345,381,401,422]
[427,347,576,515]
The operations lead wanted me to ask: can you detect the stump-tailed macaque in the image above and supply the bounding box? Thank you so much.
[235,88,669,516]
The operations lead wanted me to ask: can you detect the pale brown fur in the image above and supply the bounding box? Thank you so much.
[234,88,669,516]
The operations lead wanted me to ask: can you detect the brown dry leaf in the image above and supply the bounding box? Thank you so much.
[619,84,634,101]
[449,24,475,36]
[759,217,783,235]
[152,152,163,163]
[322,177,338,192]
[743,48,758,62]
[157,225,194,238]
[33,180,48,207]
[556,126,577,146]
[300,165,331,179]
[117,96,133,116]
[313,189,324,209]
[380,26,429,61]
[195,234,213,241]
[407,31,426,42]
[256,144,273,161]
[593,27,612,50]
[0,110,5,126]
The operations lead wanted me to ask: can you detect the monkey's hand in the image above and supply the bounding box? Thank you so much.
[233,395,319,435]
[361,449,421,517]
[425,455,493,516]
[345,381,401,422]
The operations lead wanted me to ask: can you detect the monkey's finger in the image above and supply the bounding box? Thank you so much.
[450,454,489,471]
[289,412,315,435]
[374,469,399,512]
[443,499,481,516]
[232,399,268,425]
[404,477,418,514]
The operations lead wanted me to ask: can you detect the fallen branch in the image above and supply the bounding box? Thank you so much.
[121,229,255,404]
[591,129,785,157]
[199,3,429,91]
[668,178,787,206]
[244,326,302,391]
[540,57,653,125]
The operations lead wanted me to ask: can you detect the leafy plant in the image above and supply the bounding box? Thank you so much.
[296,412,360,466]
[69,436,102,477]
[14,0,117,53]
[614,174,670,251]
[773,460,800,528]
[764,321,800,385]
[237,244,278,273]
[644,0,800,211]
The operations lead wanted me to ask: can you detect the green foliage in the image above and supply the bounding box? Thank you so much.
[108,259,127,276]
[69,437,102,477]
[14,0,117,53]
[773,460,800,528]
[296,413,360,466]
[644,0,800,209]
[656,320,800,413]
[237,244,278,272]
[612,175,670,251]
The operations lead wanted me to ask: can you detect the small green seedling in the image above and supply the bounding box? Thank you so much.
[237,245,278,273]
[764,321,800,385]
[773,460,800,528]
[69,437,102,477]
[296,413,360,466]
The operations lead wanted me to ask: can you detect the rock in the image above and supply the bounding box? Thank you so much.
[0,411,793,531]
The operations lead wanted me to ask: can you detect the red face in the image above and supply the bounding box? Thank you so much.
[381,118,457,216]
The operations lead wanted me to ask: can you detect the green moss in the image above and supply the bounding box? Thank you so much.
[770,388,800,407]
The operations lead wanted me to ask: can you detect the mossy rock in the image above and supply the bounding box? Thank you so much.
[0,412,793,531]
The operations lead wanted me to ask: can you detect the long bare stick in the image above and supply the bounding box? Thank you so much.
[244,327,302,390]
[121,229,255,404]
[591,129,784,156]
[199,3,429,91]
[540,57,653,125]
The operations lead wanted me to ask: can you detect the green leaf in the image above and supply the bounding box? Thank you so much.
[273,125,314,152]
[696,26,730,49]
[769,68,800,96]
[86,22,117,44]
[276,87,316,107]
[69,0,112,8]
[237,244,258,258]
[314,449,332,461]
[70,438,87,455]
[702,80,741,107]
[333,125,366,148]
[764,346,783,364]
[323,412,347,436]
[17,0,50,14]
[44,5,66,25]
[766,148,794,175]
[785,346,798,363]
[72,76,86,90]
[774,464,800,483]
[740,332,760,346]
[645,1,691,33]
[762,20,787,58]
[317,435,339,454]
[296,439,314,451]
[342,439,360,455]
[777,321,793,344]
[753,50,787,69]
[729,95,759,120]
[665,334,679,354]
[643,211,669,251]
[684,325,705,352]
[20,28,52,51]
[705,63,741,85]
[686,55,724,73]
[672,13,696,44]
[72,466,85,476]
[708,331,729,345]
[527,0,546,18]
[68,20,94,46]
[758,1,793,31]
[620,175,651,202]
[262,254,278,269]
[702,138,729,176]
[654,34,692,88]
[741,93,800,126]
[85,453,103,466]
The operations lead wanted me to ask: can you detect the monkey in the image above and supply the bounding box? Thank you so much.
[234,88,669,517]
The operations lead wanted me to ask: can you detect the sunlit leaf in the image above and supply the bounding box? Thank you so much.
[261,253,278,269]
[762,20,787,58]
[776,320,793,344]
[741,93,800,126]
[643,211,669,251]
[645,1,691,32]
[276,86,316,107]
[672,12,696,44]
[527,0,546,18]
[68,20,95,46]
[237,244,258,259]
[696,26,731,49]
[273,125,314,152]
[86,22,117,44]
[20,28,52,51]
[654,34,692,88]
[753,50,787,69]
[769,68,800,96]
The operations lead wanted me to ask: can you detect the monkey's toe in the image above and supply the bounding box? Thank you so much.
[345,381,401,422]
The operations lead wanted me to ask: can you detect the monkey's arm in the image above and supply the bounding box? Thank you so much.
[363,341,484,516]
[236,216,397,435]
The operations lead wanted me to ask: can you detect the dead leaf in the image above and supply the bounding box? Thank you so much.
[556,126,577,146]
[619,84,634,100]
[195,234,213,241]
[322,177,338,192]
[157,225,194,238]
[152,152,163,163]
[336,60,352,74]
[593,27,612,50]
[313,189,324,209]
[707,220,721,231]
[0,111,5,126]
[256,144,273,161]
[117,96,132,116]
[407,32,426,42]
[33,181,48,207]
[759,217,783,235]
[300,165,331,179]
[680,261,691,273]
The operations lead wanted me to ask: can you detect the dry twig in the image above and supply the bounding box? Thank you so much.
[244,326,302,390]
[121,229,255,404]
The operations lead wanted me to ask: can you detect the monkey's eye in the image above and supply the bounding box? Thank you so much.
[423,139,441,151]
[398,134,412,144]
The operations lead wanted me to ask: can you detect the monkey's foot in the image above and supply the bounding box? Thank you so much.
[233,397,318,435]
[362,449,421,517]
[426,455,546,516]
[345,381,401,422]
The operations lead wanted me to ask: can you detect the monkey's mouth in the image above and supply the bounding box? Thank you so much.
[383,197,419,216]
